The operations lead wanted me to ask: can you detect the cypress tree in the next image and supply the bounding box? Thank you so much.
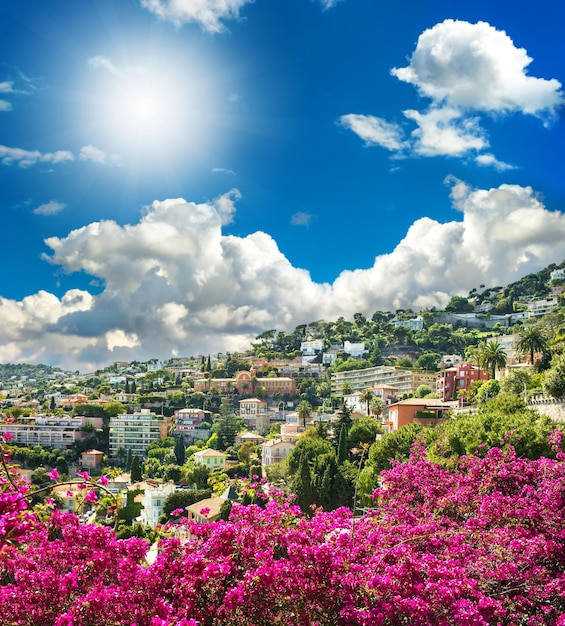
[293,451,315,513]
[130,455,142,482]
[174,436,186,466]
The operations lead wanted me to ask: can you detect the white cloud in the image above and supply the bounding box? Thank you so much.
[338,114,407,151]
[140,0,254,33]
[212,167,236,175]
[0,81,15,93]
[33,200,66,216]
[320,0,343,8]
[0,145,74,168]
[475,153,515,171]
[88,55,123,77]
[342,19,563,166]
[392,19,563,116]
[404,107,487,157]
[291,212,314,227]
[79,144,122,166]
[0,100,11,112]
[1,184,564,370]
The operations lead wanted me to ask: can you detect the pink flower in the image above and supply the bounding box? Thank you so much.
[76,471,91,481]
[171,508,185,517]
[2,431,14,441]
[45,498,55,508]
[199,507,211,517]
[48,468,60,481]
[98,475,109,486]
[84,489,98,504]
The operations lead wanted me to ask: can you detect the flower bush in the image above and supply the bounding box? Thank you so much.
[1,430,565,625]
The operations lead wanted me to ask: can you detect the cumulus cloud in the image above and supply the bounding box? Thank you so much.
[391,20,563,116]
[0,145,74,168]
[342,19,563,166]
[403,107,487,157]
[140,0,254,33]
[0,184,563,370]
[33,200,66,216]
[79,144,122,166]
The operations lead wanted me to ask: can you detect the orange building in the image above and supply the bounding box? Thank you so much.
[385,398,451,432]
[194,368,296,397]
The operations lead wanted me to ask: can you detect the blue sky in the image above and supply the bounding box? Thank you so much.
[1,0,564,370]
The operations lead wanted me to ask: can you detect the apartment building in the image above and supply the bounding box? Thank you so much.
[174,408,212,442]
[436,362,490,402]
[109,409,171,459]
[3,415,103,448]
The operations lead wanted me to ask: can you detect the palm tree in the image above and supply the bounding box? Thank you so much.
[341,381,353,396]
[370,396,386,418]
[359,389,374,416]
[478,340,507,379]
[296,400,312,428]
[517,324,549,365]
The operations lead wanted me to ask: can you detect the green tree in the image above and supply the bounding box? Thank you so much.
[476,379,501,404]
[543,353,565,399]
[517,324,549,366]
[369,396,386,418]
[347,416,382,450]
[174,436,186,466]
[367,423,435,476]
[414,384,433,398]
[130,455,142,482]
[430,393,559,462]
[359,389,374,416]
[296,400,313,428]
[478,340,507,379]
[292,451,316,513]
[160,488,212,520]
[162,464,182,483]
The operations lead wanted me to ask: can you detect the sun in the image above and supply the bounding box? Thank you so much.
[104,73,184,148]
[84,58,210,157]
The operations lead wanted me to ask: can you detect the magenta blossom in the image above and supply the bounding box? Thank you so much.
[48,468,60,481]
[76,471,91,481]
[98,475,109,486]
[171,508,185,517]
[83,489,98,504]
[199,507,211,517]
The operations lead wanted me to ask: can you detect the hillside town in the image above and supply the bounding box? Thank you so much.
[1,264,565,530]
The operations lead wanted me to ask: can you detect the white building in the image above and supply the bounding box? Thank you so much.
[138,482,177,527]
[300,340,324,356]
[343,341,367,358]
[261,439,295,466]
